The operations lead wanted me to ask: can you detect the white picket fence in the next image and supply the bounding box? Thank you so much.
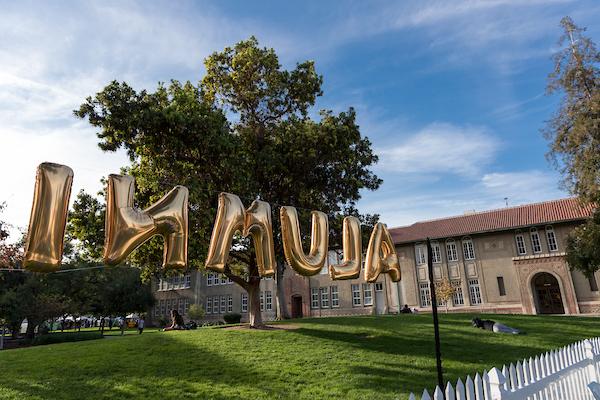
[409,337,600,400]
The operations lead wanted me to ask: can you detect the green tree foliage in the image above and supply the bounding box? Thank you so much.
[203,37,382,319]
[187,303,205,322]
[545,17,600,203]
[545,18,600,277]
[74,81,236,278]
[566,209,600,278]
[74,37,381,326]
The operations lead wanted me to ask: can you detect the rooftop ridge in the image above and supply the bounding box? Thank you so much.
[389,197,581,230]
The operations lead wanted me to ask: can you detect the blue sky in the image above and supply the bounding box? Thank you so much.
[1,0,599,237]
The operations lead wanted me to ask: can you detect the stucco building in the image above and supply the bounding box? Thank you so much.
[149,198,597,324]
[390,198,597,315]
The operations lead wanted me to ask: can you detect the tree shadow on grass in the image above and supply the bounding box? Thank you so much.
[0,332,277,400]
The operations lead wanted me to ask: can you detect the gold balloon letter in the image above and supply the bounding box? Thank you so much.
[205,193,275,277]
[280,206,328,276]
[364,222,401,282]
[24,163,73,272]
[329,216,362,280]
[104,175,188,269]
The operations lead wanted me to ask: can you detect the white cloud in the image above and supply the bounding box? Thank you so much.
[376,123,500,177]
[481,170,564,204]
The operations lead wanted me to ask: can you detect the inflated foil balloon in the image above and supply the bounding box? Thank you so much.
[280,206,328,276]
[205,193,276,277]
[364,222,401,282]
[103,174,188,269]
[23,163,73,272]
[329,216,362,280]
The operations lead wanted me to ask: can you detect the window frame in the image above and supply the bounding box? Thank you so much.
[320,287,330,309]
[431,242,442,263]
[545,226,558,252]
[446,240,458,262]
[330,286,339,308]
[451,280,464,305]
[311,288,320,309]
[515,233,527,255]
[530,228,542,253]
[241,293,248,313]
[419,282,431,307]
[415,244,427,265]
[351,284,361,306]
[468,279,482,305]
[497,276,506,296]
[362,283,373,306]
[462,238,475,260]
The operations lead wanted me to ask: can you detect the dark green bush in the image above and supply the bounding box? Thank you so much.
[32,331,103,346]
[223,313,241,324]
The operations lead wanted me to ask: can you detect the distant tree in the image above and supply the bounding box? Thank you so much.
[566,209,600,278]
[545,17,600,278]
[435,279,455,313]
[544,17,600,203]
[187,303,205,322]
[96,267,155,336]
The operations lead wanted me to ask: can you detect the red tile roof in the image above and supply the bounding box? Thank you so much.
[389,198,594,244]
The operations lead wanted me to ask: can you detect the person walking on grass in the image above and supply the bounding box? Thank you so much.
[138,317,145,334]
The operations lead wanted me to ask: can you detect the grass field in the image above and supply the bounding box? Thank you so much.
[1,313,599,399]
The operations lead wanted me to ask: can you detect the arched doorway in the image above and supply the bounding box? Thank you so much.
[532,272,565,314]
[291,295,303,318]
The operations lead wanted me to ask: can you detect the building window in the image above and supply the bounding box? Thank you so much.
[351,284,361,306]
[415,245,426,265]
[432,242,442,263]
[265,291,272,311]
[227,295,233,313]
[419,283,431,307]
[207,273,214,286]
[331,286,339,307]
[515,234,527,255]
[375,282,384,292]
[220,296,226,314]
[446,240,458,262]
[589,276,599,292]
[206,297,212,314]
[497,276,506,296]
[468,279,482,305]
[320,287,329,309]
[260,291,265,311]
[363,284,373,306]
[311,288,319,309]
[241,293,248,312]
[451,281,464,305]
[546,226,558,252]
[530,228,542,253]
[178,299,184,315]
[462,238,475,260]
[185,274,192,288]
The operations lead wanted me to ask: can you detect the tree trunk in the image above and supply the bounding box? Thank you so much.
[247,279,263,328]
[25,319,37,340]
[275,261,290,320]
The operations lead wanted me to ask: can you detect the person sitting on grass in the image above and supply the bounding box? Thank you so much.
[471,317,521,334]
[163,309,186,331]
[400,304,412,314]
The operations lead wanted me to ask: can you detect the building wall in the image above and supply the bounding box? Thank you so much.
[148,219,599,323]
[397,221,600,315]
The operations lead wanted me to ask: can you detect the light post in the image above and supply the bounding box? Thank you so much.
[427,237,444,390]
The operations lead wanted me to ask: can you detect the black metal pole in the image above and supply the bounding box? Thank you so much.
[427,237,444,390]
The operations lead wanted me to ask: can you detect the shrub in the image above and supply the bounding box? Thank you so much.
[223,313,241,324]
[32,331,103,346]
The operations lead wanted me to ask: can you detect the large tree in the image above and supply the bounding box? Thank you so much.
[75,38,381,327]
[544,17,600,278]
[203,37,381,319]
[544,17,600,203]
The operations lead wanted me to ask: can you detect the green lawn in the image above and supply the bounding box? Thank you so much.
[1,314,599,399]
